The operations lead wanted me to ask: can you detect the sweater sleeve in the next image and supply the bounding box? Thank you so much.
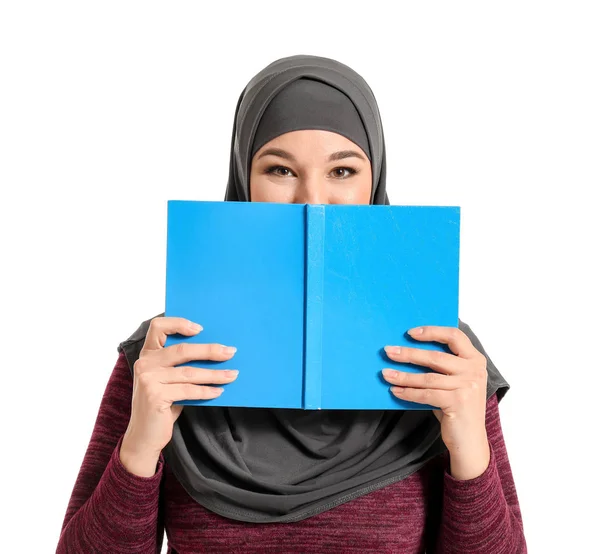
[436,392,527,553]
[56,352,166,554]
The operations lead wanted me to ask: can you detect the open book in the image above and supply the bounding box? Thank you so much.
[165,200,460,410]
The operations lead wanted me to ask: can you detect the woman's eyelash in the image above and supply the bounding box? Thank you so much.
[265,165,294,176]
[331,167,358,178]
[264,166,359,178]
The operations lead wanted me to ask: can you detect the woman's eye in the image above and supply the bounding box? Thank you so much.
[266,166,294,177]
[331,167,357,179]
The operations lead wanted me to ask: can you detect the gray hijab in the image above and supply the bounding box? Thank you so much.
[118,55,509,523]
[225,54,388,205]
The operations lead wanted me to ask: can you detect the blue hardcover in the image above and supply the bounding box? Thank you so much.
[165,201,460,410]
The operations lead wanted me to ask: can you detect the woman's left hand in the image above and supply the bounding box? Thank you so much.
[382,325,491,479]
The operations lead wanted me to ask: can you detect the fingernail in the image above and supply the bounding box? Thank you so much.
[385,346,402,355]
[222,346,237,355]
[383,369,398,379]
[226,370,239,378]
[189,322,203,331]
[211,387,225,395]
[409,327,423,335]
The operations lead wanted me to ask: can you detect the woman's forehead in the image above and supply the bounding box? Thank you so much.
[253,130,370,162]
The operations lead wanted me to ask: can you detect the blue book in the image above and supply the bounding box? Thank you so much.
[165,200,460,410]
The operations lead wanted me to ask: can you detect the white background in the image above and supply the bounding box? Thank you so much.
[1,1,598,552]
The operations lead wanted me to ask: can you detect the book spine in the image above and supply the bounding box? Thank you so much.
[304,205,325,409]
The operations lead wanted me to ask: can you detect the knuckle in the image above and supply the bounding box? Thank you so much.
[476,366,488,381]
[133,357,150,375]
[448,327,460,340]
[456,388,472,404]
[473,360,487,379]
[424,371,440,386]
[429,350,445,368]
[180,365,195,381]
[467,379,481,391]
[174,342,188,358]
[133,358,144,374]
[148,316,162,334]
[210,343,223,359]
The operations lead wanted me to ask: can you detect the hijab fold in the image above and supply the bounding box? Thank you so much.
[118,55,510,523]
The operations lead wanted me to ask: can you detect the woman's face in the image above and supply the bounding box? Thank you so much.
[249,130,372,205]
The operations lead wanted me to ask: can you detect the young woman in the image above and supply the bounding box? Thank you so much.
[57,55,527,553]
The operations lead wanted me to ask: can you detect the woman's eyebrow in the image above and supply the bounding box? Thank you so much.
[257,148,296,161]
[328,150,366,162]
[256,148,366,162]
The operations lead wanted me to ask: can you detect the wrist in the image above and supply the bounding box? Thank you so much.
[448,438,490,481]
[120,435,162,478]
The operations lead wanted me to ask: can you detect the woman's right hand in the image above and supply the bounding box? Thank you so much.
[120,316,238,476]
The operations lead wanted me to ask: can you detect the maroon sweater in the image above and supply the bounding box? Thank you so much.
[57,352,527,553]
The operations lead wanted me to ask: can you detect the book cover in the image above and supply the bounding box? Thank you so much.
[165,200,460,410]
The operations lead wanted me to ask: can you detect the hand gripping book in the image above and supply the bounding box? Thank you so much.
[165,200,460,410]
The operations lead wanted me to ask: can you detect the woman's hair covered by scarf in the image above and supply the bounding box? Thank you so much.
[224,55,389,205]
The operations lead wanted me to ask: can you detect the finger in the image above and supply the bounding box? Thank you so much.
[384,346,466,375]
[406,326,479,359]
[390,387,453,409]
[160,342,237,366]
[143,316,203,351]
[159,366,239,385]
[164,383,225,402]
[382,368,457,389]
